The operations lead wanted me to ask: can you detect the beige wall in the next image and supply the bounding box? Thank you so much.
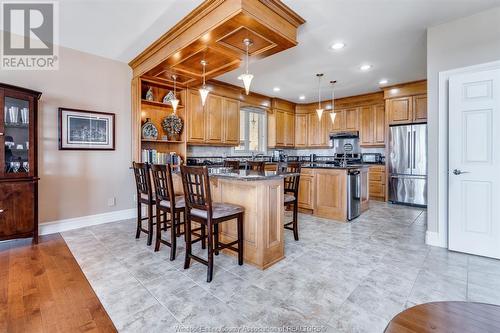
[0,45,135,223]
[427,7,500,238]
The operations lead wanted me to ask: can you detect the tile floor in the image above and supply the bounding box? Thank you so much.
[62,201,500,333]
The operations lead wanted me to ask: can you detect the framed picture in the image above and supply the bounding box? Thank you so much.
[58,108,115,150]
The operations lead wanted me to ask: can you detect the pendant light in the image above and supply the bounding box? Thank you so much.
[199,60,209,106]
[171,75,179,114]
[316,73,324,120]
[238,38,254,95]
[329,80,337,124]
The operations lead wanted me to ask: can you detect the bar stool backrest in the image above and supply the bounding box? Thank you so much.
[132,162,153,201]
[283,162,301,196]
[246,161,265,172]
[150,164,175,203]
[180,165,213,215]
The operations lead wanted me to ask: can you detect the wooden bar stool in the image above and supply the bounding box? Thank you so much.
[283,162,301,241]
[246,160,265,172]
[132,162,156,246]
[150,164,186,260]
[180,165,244,282]
[223,160,240,172]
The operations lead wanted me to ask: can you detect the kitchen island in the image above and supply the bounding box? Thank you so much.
[173,170,295,269]
[298,164,370,221]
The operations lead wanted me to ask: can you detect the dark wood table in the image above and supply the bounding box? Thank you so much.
[385,302,500,333]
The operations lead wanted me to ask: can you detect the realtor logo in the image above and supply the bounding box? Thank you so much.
[1,1,59,70]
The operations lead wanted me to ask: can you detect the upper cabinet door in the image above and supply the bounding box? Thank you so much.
[307,113,321,146]
[275,110,286,146]
[331,110,345,132]
[187,90,205,143]
[345,108,359,130]
[284,112,295,146]
[223,98,240,145]
[359,106,374,145]
[387,97,413,125]
[205,95,223,143]
[413,94,427,123]
[294,113,308,147]
[374,104,386,145]
[1,89,35,179]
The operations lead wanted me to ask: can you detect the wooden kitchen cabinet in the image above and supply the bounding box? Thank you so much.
[284,112,295,146]
[331,108,359,132]
[294,113,308,147]
[360,104,385,147]
[222,98,240,145]
[368,165,386,201]
[314,169,347,221]
[387,97,412,125]
[268,109,294,148]
[187,90,205,143]
[298,169,315,210]
[205,95,223,143]
[187,90,240,146]
[413,94,427,123]
[331,110,345,132]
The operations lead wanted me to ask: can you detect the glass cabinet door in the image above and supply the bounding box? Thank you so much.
[1,90,34,178]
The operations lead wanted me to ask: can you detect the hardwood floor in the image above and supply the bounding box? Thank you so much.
[0,234,116,333]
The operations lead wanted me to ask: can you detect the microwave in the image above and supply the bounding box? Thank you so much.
[361,153,383,164]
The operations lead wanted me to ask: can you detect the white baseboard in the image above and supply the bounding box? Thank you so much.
[39,208,137,235]
[425,230,447,248]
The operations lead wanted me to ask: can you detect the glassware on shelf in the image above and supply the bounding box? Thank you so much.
[20,108,29,124]
[10,161,21,173]
[8,106,19,124]
[23,161,29,172]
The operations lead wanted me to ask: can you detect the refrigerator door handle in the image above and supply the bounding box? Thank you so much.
[407,131,411,169]
[413,130,417,170]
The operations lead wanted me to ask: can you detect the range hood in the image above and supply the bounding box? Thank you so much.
[329,131,359,139]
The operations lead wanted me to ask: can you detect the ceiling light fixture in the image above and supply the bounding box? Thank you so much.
[273,87,280,92]
[331,42,345,50]
[316,73,324,120]
[299,95,306,100]
[199,60,209,106]
[238,38,254,95]
[329,80,337,125]
[379,79,388,85]
[360,64,372,71]
[171,75,179,113]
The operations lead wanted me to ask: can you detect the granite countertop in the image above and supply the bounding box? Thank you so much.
[301,163,370,170]
[209,169,299,181]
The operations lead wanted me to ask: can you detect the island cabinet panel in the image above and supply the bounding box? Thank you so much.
[294,113,308,147]
[314,169,347,221]
[298,169,315,210]
[205,95,223,143]
[187,90,205,143]
[413,94,427,123]
[387,97,413,125]
[368,165,386,201]
[222,98,240,145]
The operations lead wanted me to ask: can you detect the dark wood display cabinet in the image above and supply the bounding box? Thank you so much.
[0,83,41,243]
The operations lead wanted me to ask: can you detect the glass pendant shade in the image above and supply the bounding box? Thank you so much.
[316,108,324,120]
[199,87,209,106]
[171,98,179,113]
[239,73,253,95]
[329,111,336,124]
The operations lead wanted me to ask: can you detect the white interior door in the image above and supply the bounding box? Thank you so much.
[449,69,500,258]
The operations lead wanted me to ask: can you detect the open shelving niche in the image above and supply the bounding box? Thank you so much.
[139,77,187,164]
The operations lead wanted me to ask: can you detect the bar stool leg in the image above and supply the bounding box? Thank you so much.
[214,224,219,255]
[147,204,153,246]
[237,213,244,265]
[201,225,206,249]
[207,221,214,282]
[170,209,177,261]
[154,205,162,252]
[184,214,192,269]
[293,202,299,241]
[135,201,142,239]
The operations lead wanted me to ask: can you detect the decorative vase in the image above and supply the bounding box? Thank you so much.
[145,87,154,101]
[161,114,183,141]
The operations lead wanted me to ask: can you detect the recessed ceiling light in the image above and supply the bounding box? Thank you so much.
[299,95,306,100]
[360,64,372,71]
[273,87,280,92]
[331,42,345,50]
[379,79,388,85]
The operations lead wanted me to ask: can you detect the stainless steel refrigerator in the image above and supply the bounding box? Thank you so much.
[388,124,427,207]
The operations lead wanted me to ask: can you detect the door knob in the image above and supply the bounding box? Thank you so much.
[453,169,470,175]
